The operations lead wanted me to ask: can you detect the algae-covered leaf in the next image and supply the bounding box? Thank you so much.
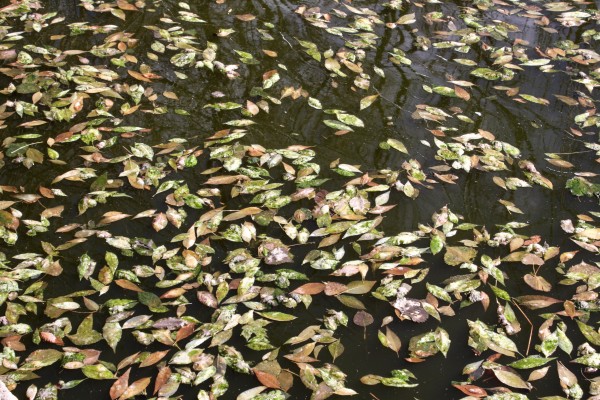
[576,320,600,346]
[508,356,556,369]
[386,138,408,154]
[82,364,115,380]
[258,312,297,322]
[493,369,532,390]
[471,68,503,80]
[67,315,103,346]
[444,246,477,266]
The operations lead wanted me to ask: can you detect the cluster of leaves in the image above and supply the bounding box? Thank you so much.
[0,0,598,399]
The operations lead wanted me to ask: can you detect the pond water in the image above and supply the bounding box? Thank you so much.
[0,0,599,399]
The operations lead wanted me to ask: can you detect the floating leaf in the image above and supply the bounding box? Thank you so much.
[353,311,374,327]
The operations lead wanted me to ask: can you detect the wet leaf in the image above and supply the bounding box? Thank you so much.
[492,369,531,390]
[110,368,130,400]
[258,312,297,322]
[82,364,115,380]
[353,311,374,327]
[120,377,151,399]
[444,247,477,266]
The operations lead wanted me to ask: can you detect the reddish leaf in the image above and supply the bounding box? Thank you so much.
[175,324,195,343]
[291,283,325,295]
[40,332,64,346]
[453,384,487,398]
[110,368,130,400]
[353,311,374,327]
[139,350,169,368]
[120,377,151,399]
[253,369,281,389]
[153,366,171,395]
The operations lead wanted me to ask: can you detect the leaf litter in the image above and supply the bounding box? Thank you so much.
[0,0,598,399]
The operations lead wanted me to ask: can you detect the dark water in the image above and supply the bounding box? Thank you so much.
[1,0,599,398]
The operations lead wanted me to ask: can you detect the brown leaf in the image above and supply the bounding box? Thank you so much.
[278,370,293,392]
[152,213,167,232]
[110,368,130,400]
[139,350,170,368]
[318,234,340,248]
[222,207,262,221]
[40,332,64,346]
[522,253,544,266]
[562,300,578,318]
[0,210,19,230]
[253,369,281,389]
[453,384,487,398]
[353,311,374,327]
[444,246,477,266]
[175,324,195,343]
[120,377,151,399]
[528,366,549,381]
[117,352,140,371]
[99,211,130,225]
[523,274,552,292]
[559,250,578,263]
[557,361,578,389]
[323,282,348,296]
[405,357,426,363]
[205,175,248,185]
[18,120,47,128]
[493,369,531,390]
[0,50,16,60]
[385,327,401,356]
[454,85,471,101]
[246,100,259,115]
[117,0,138,10]
[1,335,25,351]
[115,279,143,292]
[291,283,325,295]
[262,49,278,57]
[153,366,171,395]
[160,287,187,299]
[39,187,55,198]
[127,70,152,82]
[515,295,562,309]
[197,291,218,308]
[509,237,524,252]
[236,14,256,21]
[41,205,64,219]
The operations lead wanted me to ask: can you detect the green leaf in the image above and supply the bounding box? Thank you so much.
[434,327,451,357]
[426,283,452,303]
[257,311,297,322]
[386,138,408,154]
[323,119,354,131]
[82,364,115,380]
[576,320,600,346]
[67,315,103,346]
[430,235,444,255]
[508,356,556,369]
[573,353,600,368]
[103,322,122,352]
[336,113,364,128]
[21,349,63,371]
[470,68,502,80]
[359,94,379,110]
